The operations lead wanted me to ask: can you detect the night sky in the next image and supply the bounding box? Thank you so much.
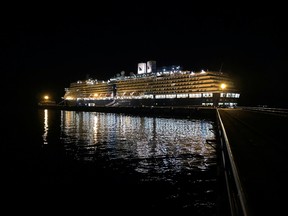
[2,5,287,108]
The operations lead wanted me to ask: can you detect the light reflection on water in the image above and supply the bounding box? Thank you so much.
[42,109,48,145]
[59,111,217,177]
[41,110,218,213]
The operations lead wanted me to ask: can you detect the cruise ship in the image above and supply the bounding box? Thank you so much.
[63,61,240,107]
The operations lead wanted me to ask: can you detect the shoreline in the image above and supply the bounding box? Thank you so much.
[38,104,217,120]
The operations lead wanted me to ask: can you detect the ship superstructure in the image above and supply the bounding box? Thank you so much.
[63,61,240,107]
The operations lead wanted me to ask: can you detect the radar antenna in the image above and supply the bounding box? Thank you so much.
[219,63,224,72]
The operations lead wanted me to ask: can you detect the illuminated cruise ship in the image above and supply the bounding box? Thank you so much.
[63,61,240,107]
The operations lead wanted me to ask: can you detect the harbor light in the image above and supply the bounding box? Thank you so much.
[39,94,56,106]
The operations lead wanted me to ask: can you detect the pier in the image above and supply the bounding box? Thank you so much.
[217,107,288,215]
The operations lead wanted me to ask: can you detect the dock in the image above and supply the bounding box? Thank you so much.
[217,107,288,215]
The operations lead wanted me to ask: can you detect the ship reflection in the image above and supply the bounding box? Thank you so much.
[60,111,217,175]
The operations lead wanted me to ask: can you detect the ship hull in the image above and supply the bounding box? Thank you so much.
[64,96,238,108]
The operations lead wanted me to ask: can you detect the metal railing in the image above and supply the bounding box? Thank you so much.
[216,109,250,216]
[239,106,288,116]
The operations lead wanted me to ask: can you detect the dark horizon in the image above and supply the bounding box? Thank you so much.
[3,8,287,108]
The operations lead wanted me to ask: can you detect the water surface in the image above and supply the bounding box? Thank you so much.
[5,109,219,215]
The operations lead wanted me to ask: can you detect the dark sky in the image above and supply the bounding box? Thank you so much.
[2,6,287,108]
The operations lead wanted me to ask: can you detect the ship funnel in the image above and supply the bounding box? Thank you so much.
[138,62,147,74]
[147,60,156,73]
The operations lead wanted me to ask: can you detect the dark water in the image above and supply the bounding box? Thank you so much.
[4,109,219,215]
